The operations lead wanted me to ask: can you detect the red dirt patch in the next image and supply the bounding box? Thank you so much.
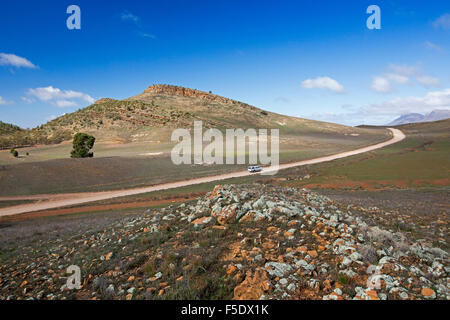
[412,178,449,187]
[0,195,203,223]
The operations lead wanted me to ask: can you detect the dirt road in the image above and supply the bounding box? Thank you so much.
[0,128,405,217]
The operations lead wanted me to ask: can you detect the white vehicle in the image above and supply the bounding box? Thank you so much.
[248,166,262,173]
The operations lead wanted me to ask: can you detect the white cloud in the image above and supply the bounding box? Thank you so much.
[54,100,79,108]
[424,41,443,52]
[386,73,410,84]
[0,53,37,68]
[27,86,95,107]
[0,96,8,105]
[371,64,441,93]
[121,11,140,24]
[306,88,450,126]
[0,96,13,105]
[139,31,156,39]
[306,111,392,126]
[433,13,450,30]
[120,11,155,40]
[21,96,34,104]
[364,88,450,116]
[416,75,441,88]
[371,76,392,93]
[301,76,345,93]
[388,64,418,77]
[371,65,418,93]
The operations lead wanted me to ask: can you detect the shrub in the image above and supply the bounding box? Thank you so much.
[367,226,395,247]
[70,133,95,158]
[10,148,18,157]
[360,244,378,264]
[338,274,349,285]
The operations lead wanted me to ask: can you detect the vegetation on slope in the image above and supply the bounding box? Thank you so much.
[70,133,96,158]
[0,84,385,148]
[0,121,22,134]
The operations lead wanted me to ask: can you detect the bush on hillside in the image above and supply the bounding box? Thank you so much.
[70,133,96,158]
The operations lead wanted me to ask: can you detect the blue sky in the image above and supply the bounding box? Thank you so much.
[0,0,449,128]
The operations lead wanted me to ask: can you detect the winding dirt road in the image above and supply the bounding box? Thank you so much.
[0,128,405,218]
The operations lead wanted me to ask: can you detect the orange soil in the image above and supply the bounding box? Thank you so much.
[0,194,204,222]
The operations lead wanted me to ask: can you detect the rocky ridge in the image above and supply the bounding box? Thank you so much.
[143,84,241,106]
[0,184,448,300]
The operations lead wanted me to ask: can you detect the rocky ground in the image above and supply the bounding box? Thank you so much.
[0,184,448,300]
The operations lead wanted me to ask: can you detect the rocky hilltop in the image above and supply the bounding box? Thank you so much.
[1,184,447,300]
[94,98,116,104]
[143,84,238,105]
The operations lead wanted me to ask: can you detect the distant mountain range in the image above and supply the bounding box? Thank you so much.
[388,109,450,126]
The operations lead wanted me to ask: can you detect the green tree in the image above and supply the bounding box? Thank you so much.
[12,150,18,157]
[70,133,95,158]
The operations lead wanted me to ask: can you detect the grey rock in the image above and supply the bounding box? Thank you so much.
[264,262,293,277]
[287,283,296,292]
[279,278,288,286]
[105,284,115,295]
[253,196,266,209]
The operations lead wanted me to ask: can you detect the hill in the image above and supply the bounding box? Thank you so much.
[0,121,22,135]
[1,84,385,148]
[0,85,391,195]
[388,109,450,126]
[0,121,29,150]
[396,117,450,133]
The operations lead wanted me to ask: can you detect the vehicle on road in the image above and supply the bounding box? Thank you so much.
[248,166,262,173]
